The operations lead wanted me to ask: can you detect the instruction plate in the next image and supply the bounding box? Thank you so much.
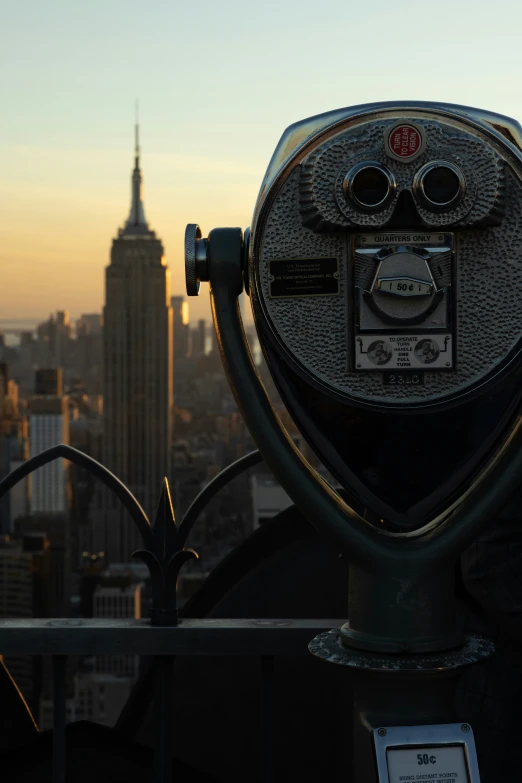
[387,745,470,782]
[373,724,479,783]
[355,334,453,370]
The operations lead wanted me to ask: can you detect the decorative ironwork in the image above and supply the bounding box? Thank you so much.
[0,443,263,626]
[0,443,153,544]
[134,479,197,626]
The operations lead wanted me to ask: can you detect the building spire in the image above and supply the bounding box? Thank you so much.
[123,101,150,235]
[135,99,140,166]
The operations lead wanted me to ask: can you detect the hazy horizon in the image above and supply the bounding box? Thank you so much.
[3,0,522,325]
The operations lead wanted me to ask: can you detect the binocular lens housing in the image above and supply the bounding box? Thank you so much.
[414,161,466,209]
[243,102,522,527]
[344,162,396,210]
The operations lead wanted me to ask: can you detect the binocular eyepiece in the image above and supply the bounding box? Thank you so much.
[343,159,466,212]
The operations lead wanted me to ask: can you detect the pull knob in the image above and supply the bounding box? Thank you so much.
[185,224,208,296]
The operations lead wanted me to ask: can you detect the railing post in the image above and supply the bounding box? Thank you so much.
[52,655,67,783]
[260,655,274,783]
[153,656,174,782]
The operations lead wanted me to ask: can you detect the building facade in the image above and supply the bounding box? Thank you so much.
[75,314,103,394]
[93,574,142,677]
[0,533,51,710]
[102,124,173,557]
[171,295,190,362]
[29,369,69,514]
[0,365,30,533]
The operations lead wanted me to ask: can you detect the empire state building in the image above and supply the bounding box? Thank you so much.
[102,124,173,556]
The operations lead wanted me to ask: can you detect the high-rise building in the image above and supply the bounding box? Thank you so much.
[29,370,69,514]
[102,122,172,558]
[38,564,144,730]
[39,670,136,730]
[76,314,102,336]
[0,366,30,533]
[75,314,103,394]
[54,311,71,367]
[190,319,206,359]
[170,295,192,415]
[34,367,62,396]
[170,296,190,361]
[0,532,51,710]
[36,312,72,369]
[93,571,142,677]
[197,319,206,357]
[15,514,72,617]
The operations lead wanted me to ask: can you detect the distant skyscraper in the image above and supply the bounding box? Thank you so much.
[102,121,172,554]
[197,319,206,357]
[171,296,190,361]
[30,370,69,514]
[76,314,102,336]
[35,367,62,396]
[0,365,30,533]
[75,314,103,393]
[37,312,72,368]
[0,532,51,709]
[190,320,206,359]
[93,571,142,677]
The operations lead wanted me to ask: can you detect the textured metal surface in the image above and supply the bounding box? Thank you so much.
[185,223,201,296]
[298,119,503,230]
[0,618,342,655]
[308,628,494,671]
[254,112,522,405]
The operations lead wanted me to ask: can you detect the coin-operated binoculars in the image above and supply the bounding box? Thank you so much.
[185,102,522,782]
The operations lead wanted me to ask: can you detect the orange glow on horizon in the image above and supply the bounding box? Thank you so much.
[0,145,258,325]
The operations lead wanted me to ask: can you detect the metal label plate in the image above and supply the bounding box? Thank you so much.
[268,257,339,298]
[355,334,453,370]
[373,724,479,783]
[387,745,470,782]
[356,233,447,247]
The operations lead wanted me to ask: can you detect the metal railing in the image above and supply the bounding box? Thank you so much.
[0,445,339,782]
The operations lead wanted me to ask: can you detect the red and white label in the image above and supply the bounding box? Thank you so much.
[387,124,423,160]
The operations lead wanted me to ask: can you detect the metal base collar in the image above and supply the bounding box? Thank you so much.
[309,628,494,673]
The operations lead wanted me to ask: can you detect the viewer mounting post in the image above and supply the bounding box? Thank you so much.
[185,102,522,782]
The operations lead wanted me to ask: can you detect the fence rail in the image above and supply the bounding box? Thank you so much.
[0,618,340,655]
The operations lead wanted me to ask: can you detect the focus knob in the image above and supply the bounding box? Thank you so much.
[185,224,208,296]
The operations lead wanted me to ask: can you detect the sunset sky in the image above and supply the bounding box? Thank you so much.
[2,0,522,327]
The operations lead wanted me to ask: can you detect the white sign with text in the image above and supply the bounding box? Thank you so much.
[386,745,470,782]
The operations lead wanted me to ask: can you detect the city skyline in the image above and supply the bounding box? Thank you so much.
[3,0,522,325]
